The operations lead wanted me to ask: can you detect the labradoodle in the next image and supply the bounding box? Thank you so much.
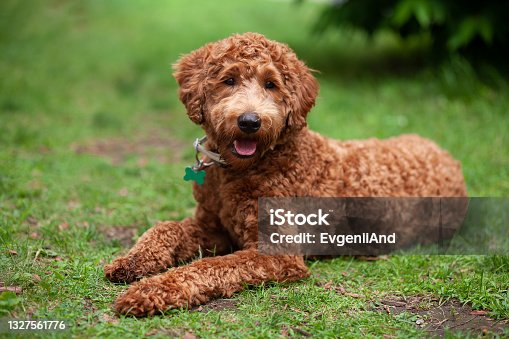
[104,32,467,316]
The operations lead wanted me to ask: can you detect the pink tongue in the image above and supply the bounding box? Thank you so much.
[234,139,257,156]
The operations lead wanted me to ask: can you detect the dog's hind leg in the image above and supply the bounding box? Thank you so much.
[113,249,309,316]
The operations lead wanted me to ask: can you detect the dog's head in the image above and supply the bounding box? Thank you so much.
[173,32,318,170]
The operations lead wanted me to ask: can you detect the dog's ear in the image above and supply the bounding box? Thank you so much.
[286,61,319,130]
[173,46,210,124]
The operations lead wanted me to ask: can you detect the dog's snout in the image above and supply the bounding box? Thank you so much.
[237,112,261,134]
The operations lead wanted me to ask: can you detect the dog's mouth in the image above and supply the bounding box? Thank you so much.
[231,138,258,158]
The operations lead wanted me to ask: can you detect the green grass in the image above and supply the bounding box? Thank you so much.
[1,0,508,337]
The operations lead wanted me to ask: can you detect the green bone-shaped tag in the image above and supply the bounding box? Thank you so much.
[183,166,206,185]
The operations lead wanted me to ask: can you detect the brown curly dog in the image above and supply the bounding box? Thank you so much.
[104,32,467,316]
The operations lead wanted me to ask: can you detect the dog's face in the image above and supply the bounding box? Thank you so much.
[173,33,318,170]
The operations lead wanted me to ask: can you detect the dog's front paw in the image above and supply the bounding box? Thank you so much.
[104,257,139,283]
[114,279,185,317]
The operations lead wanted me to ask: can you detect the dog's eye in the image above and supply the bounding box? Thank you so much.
[224,78,235,86]
[265,81,276,89]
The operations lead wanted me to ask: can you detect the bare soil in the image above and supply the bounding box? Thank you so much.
[101,225,138,248]
[72,135,187,164]
[376,295,509,337]
[192,299,238,313]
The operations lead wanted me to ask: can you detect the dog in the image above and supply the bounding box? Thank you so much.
[104,32,467,316]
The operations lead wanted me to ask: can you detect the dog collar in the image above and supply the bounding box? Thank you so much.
[192,135,227,171]
[183,136,226,185]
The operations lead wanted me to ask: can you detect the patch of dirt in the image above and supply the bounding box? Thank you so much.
[101,225,138,248]
[72,135,187,165]
[192,299,238,313]
[281,324,312,337]
[144,328,188,337]
[0,282,22,294]
[375,295,509,337]
[100,312,119,325]
[24,215,39,227]
[83,297,97,313]
[315,280,363,298]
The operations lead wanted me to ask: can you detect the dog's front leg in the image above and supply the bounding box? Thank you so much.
[114,249,309,316]
[104,217,222,283]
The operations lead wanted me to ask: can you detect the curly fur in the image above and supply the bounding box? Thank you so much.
[104,32,467,316]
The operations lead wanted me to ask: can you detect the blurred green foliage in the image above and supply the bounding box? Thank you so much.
[313,0,509,66]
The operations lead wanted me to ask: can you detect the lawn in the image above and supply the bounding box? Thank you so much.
[1,0,508,337]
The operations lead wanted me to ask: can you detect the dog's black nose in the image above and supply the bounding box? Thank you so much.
[237,112,261,134]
